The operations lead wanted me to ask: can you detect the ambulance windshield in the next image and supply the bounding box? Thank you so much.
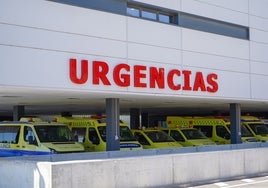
[249,123,268,135]
[97,126,136,142]
[35,125,76,142]
[181,129,207,139]
[145,131,174,142]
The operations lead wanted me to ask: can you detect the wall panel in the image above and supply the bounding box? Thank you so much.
[197,0,249,13]
[0,0,127,41]
[250,42,268,63]
[0,23,127,59]
[251,61,268,75]
[249,0,268,19]
[181,0,249,26]
[250,16,268,31]
[182,28,249,60]
[250,29,268,44]
[183,51,250,73]
[251,75,268,100]
[128,43,181,65]
[127,17,181,49]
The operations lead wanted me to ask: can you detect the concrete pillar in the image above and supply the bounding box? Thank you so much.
[13,105,25,121]
[230,103,242,144]
[106,98,120,151]
[130,108,140,129]
[141,112,149,127]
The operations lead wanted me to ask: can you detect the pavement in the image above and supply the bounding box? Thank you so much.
[188,175,268,188]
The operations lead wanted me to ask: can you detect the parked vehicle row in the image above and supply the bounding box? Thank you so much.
[0,115,266,157]
[166,116,264,144]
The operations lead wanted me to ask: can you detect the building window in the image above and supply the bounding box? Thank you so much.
[179,13,249,40]
[127,7,140,17]
[127,4,178,24]
[141,9,157,20]
[127,3,249,40]
[49,0,249,40]
[159,13,171,23]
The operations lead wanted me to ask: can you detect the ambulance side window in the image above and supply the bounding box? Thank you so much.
[134,132,150,145]
[72,128,86,142]
[216,126,230,139]
[24,126,37,145]
[170,130,185,141]
[194,126,212,138]
[88,128,100,145]
[0,126,20,144]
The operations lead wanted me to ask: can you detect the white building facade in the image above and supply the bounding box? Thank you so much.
[0,0,268,116]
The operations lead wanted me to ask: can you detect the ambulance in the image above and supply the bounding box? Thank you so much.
[159,127,216,147]
[164,117,216,146]
[166,116,231,144]
[215,115,265,142]
[0,117,85,157]
[260,118,268,129]
[54,116,143,152]
[131,128,182,149]
[240,116,268,142]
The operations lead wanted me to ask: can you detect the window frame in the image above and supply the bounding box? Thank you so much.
[127,4,178,25]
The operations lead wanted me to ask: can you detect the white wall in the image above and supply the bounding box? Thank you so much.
[1,147,268,188]
[0,160,51,188]
[248,0,268,100]
[182,0,249,26]
[0,0,268,101]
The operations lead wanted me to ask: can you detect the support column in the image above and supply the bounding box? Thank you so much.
[230,103,242,144]
[106,98,120,151]
[141,112,149,127]
[13,105,25,121]
[130,108,140,129]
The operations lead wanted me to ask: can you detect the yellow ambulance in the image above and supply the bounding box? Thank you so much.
[215,115,264,142]
[240,116,268,142]
[159,127,216,147]
[0,118,85,157]
[166,116,231,144]
[131,128,182,149]
[54,116,143,152]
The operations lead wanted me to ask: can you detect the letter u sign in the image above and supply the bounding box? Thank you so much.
[69,59,88,84]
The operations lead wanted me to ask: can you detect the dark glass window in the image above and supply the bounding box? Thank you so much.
[170,130,185,141]
[89,127,100,145]
[216,126,230,139]
[127,7,139,17]
[249,124,268,135]
[194,126,213,138]
[179,13,249,40]
[49,1,250,40]
[144,131,174,142]
[35,125,75,142]
[127,3,248,40]
[141,9,157,20]
[159,13,170,23]
[127,4,177,24]
[181,129,207,139]
[72,127,86,142]
[134,132,150,145]
[0,126,20,144]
